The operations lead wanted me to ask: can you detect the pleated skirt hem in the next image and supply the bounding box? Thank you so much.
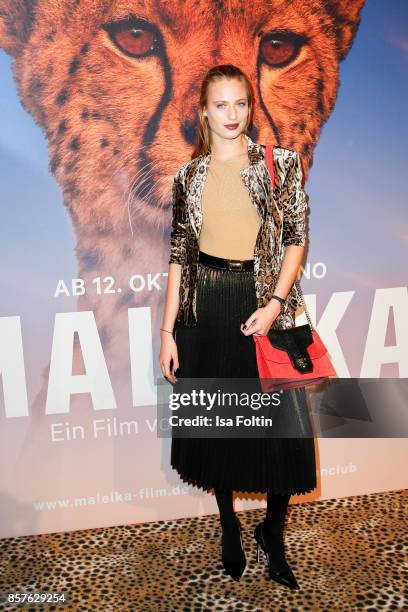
[170,460,317,496]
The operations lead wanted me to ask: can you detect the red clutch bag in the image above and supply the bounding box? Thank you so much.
[253,144,337,392]
[253,328,336,392]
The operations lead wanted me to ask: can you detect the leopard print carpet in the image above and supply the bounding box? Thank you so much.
[0,489,406,611]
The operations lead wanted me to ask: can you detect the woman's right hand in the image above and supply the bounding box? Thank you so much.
[159,332,179,384]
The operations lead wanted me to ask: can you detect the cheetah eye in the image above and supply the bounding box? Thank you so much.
[103,18,160,58]
[259,31,307,68]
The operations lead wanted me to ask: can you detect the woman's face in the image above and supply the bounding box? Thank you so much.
[204,78,249,141]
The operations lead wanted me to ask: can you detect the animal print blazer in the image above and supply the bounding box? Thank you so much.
[168,133,308,329]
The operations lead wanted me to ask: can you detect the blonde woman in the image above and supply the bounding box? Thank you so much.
[160,64,316,589]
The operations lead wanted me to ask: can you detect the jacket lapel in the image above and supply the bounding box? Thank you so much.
[187,154,209,239]
[240,134,271,223]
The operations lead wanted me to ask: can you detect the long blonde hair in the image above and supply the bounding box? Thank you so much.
[191,65,255,159]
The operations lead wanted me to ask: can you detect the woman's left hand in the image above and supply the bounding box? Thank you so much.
[240,300,281,336]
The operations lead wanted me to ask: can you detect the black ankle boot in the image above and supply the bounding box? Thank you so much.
[254,521,299,590]
[220,515,246,581]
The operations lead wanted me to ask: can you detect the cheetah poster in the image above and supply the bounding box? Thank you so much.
[0,0,407,538]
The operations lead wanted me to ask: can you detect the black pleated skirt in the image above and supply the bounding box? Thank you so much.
[170,257,317,495]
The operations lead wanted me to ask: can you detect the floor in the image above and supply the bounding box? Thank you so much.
[0,489,406,611]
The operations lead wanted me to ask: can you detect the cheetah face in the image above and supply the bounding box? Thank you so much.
[0,0,365,237]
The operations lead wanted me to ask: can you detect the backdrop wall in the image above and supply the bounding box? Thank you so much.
[1,0,407,538]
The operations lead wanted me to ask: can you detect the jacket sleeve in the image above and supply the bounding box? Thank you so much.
[281,150,308,247]
[168,169,187,265]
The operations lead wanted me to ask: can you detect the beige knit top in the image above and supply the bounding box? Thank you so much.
[199,153,261,260]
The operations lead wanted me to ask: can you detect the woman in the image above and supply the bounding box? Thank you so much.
[160,64,317,589]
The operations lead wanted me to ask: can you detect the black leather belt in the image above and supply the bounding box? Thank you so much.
[199,250,254,271]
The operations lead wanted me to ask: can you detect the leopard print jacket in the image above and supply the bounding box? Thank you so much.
[168,133,308,329]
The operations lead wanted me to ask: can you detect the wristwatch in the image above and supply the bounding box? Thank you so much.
[270,294,286,313]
